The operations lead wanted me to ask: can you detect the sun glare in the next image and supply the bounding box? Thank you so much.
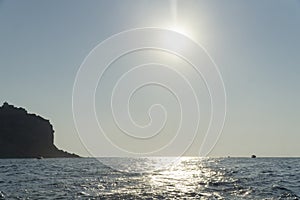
[168,24,194,40]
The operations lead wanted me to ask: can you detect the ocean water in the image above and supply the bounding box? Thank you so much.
[0,158,299,199]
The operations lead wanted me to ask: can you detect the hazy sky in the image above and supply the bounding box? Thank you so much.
[0,0,299,157]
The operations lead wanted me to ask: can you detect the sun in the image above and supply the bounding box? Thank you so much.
[168,24,195,40]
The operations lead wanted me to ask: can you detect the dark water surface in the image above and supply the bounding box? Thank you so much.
[0,158,299,199]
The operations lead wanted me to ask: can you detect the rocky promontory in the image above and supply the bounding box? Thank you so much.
[0,102,79,158]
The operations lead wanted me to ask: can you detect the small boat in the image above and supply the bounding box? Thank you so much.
[36,156,43,160]
[251,155,256,158]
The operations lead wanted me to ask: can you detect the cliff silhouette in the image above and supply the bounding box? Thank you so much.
[0,102,79,158]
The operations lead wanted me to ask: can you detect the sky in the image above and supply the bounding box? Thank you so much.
[0,0,299,157]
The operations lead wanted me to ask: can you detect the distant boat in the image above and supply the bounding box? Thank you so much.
[36,156,43,160]
[251,155,256,158]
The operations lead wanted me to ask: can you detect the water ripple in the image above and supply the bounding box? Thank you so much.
[0,158,299,199]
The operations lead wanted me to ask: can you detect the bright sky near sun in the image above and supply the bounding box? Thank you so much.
[0,0,300,157]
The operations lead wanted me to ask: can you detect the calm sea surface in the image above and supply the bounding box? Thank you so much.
[0,157,299,199]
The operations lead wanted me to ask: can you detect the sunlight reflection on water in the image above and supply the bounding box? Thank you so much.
[0,157,299,199]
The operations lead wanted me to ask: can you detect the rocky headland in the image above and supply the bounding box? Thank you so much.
[0,102,79,158]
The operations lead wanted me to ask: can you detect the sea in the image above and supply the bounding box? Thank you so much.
[0,157,299,199]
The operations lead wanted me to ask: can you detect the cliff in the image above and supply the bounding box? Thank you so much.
[0,102,79,158]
